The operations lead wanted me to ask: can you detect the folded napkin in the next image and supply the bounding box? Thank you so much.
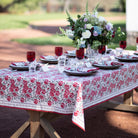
[40,55,57,60]
[86,68,99,72]
[41,64,49,72]
[111,62,124,66]
[11,62,28,66]
[65,50,76,54]
[93,61,123,66]
[132,56,138,59]
[118,55,138,59]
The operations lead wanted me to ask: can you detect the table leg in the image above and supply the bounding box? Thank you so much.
[40,112,63,138]
[123,90,133,105]
[10,120,30,138]
[40,116,61,138]
[11,110,62,138]
[29,111,62,138]
[100,90,138,112]
[29,110,45,138]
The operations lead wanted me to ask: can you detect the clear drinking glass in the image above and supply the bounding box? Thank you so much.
[115,48,123,57]
[58,55,66,73]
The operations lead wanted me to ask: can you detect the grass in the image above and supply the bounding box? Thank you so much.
[3,12,134,50]
[13,19,135,51]
[0,12,125,30]
[14,35,73,46]
[0,13,72,30]
[14,34,136,51]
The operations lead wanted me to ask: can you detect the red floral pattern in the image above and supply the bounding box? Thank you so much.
[0,62,137,131]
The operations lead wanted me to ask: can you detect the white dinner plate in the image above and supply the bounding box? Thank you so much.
[116,56,138,62]
[134,52,138,55]
[64,68,98,76]
[92,63,123,70]
[40,58,58,64]
[9,62,29,71]
[9,62,41,71]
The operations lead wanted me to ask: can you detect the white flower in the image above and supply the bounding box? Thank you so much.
[82,30,91,39]
[86,24,92,29]
[65,29,74,38]
[80,37,86,45]
[106,22,113,31]
[77,38,86,48]
[99,16,106,22]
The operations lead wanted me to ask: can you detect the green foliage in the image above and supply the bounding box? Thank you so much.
[0,0,13,6]
[113,26,126,43]
[0,0,48,13]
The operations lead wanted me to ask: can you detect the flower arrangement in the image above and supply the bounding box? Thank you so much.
[60,2,124,49]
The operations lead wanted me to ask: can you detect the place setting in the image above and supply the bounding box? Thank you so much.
[116,55,138,62]
[9,51,41,71]
[39,47,63,64]
[63,48,99,76]
[134,51,138,55]
[9,61,29,71]
[92,55,124,70]
[115,49,138,62]
[113,41,138,62]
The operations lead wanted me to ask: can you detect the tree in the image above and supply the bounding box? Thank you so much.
[0,0,27,12]
[120,0,126,12]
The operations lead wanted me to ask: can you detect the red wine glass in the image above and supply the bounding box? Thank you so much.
[27,51,35,62]
[76,48,84,60]
[98,45,106,54]
[136,37,138,43]
[55,47,63,57]
[119,41,126,49]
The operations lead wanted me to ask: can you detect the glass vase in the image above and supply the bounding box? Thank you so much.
[86,44,98,58]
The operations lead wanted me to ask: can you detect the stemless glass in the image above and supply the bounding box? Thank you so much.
[27,51,36,72]
[76,48,84,60]
[55,47,63,57]
[119,41,127,49]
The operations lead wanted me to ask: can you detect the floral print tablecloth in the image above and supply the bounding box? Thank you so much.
[0,63,138,131]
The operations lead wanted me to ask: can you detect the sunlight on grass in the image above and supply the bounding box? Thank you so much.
[0,12,125,30]
[14,35,136,51]
[14,35,74,46]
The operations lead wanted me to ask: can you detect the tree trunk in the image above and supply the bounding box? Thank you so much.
[0,0,27,13]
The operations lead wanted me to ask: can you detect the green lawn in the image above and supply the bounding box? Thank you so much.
[2,12,133,50]
[0,12,125,30]
[14,35,73,46]
[0,13,71,30]
[14,34,136,51]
